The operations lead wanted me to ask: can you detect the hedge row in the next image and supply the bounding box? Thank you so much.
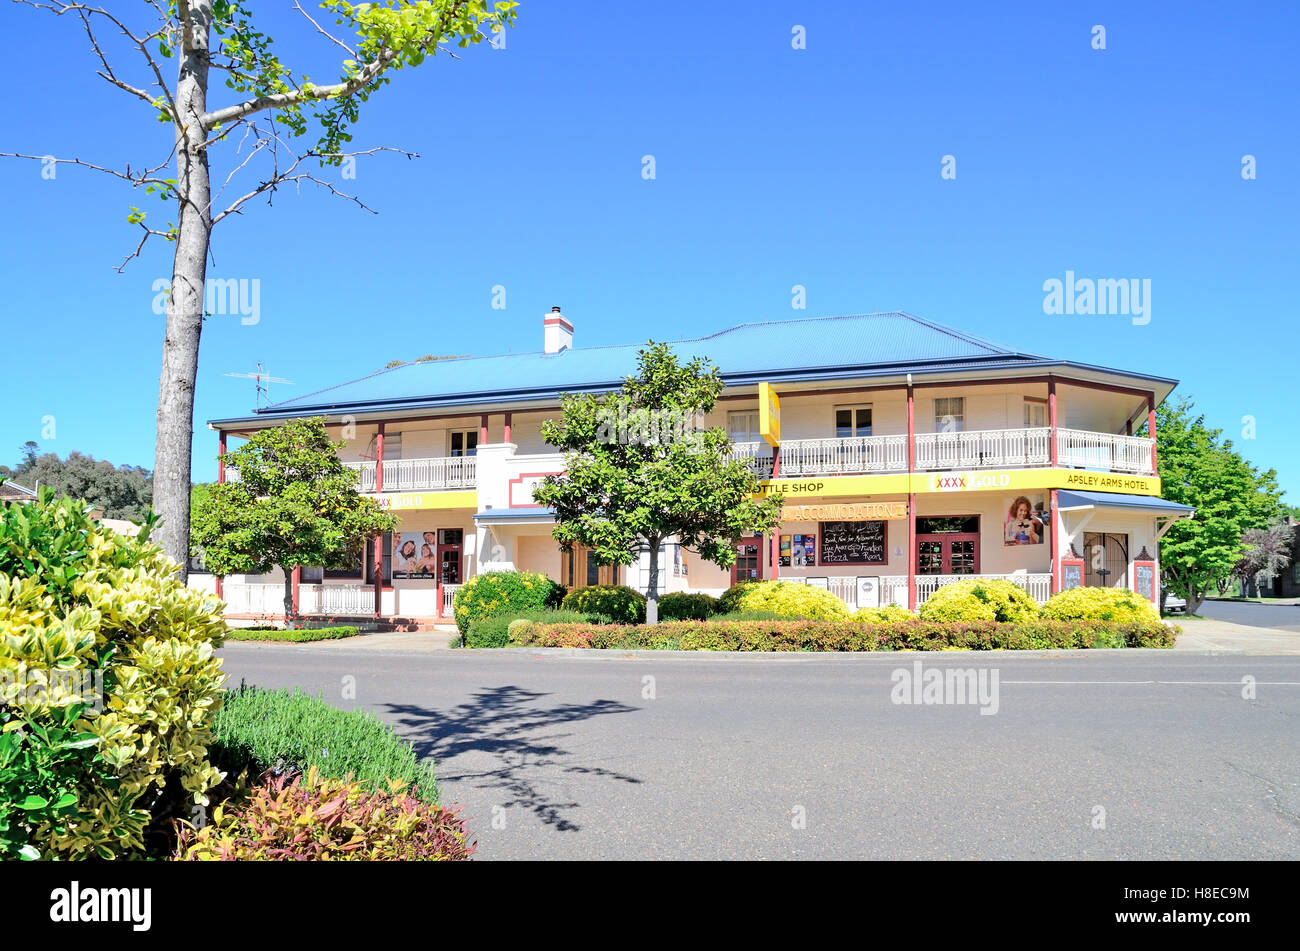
[506,618,1177,651]
[224,626,362,642]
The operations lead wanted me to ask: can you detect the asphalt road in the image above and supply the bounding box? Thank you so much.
[1200,598,1300,633]
[218,645,1300,860]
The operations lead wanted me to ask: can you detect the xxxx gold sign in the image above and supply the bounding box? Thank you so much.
[370,491,477,511]
[782,501,909,521]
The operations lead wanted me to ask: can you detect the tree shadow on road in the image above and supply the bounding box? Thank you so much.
[380,685,642,832]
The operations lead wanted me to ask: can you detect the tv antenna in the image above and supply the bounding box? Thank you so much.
[224,362,293,409]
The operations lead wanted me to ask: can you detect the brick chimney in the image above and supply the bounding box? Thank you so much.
[543,305,573,354]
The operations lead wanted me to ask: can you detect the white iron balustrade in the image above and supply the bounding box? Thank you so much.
[912,573,1053,605]
[442,583,462,618]
[1055,428,1154,474]
[778,434,908,475]
[220,583,282,615]
[300,584,373,616]
[914,427,1052,471]
[348,456,477,492]
[724,442,774,477]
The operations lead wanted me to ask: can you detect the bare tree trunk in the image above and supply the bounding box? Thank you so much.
[154,2,214,580]
[645,536,661,625]
[283,569,294,627]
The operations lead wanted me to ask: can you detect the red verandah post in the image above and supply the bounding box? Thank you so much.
[769,446,781,580]
[906,382,916,611]
[1048,376,1058,466]
[215,430,226,601]
[1147,394,1158,474]
[374,422,385,619]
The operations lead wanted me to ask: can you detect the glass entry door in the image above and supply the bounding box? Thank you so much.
[437,529,462,585]
[732,537,765,584]
[916,534,980,575]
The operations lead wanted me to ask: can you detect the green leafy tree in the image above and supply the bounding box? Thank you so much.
[1151,397,1285,614]
[190,418,398,622]
[533,343,784,624]
[1233,522,1295,594]
[0,451,153,520]
[6,0,518,578]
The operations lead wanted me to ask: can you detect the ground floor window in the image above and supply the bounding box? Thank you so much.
[561,544,620,588]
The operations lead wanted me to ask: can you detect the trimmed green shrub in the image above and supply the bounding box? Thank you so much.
[718,579,850,620]
[714,609,791,621]
[657,592,720,621]
[917,578,1040,623]
[211,685,439,803]
[1040,586,1160,624]
[466,609,596,648]
[174,768,473,861]
[562,585,647,624]
[0,490,226,860]
[507,617,1177,651]
[852,604,914,622]
[452,570,564,635]
[225,625,362,642]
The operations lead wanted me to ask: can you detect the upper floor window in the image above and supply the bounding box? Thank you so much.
[727,410,760,444]
[835,404,872,438]
[1024,398,1048,428]
[935,397,965,433]
[449,429,479,457]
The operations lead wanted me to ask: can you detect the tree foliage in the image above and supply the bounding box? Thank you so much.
[532,343,783,623]
[1233,522,1295,591]
[0,449,153,520]
[1152,397,1285,613]
[190,418,397,618]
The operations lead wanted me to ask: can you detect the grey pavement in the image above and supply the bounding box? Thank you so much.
[217,644,1300,860]
[1200,598,1300,633]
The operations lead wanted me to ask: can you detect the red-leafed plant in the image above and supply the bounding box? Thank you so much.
[174,768,474,861]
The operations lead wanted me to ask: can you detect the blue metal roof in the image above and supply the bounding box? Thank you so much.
[209,311,1177,426]
[1056,490,1195,516]
[473,507,556,522]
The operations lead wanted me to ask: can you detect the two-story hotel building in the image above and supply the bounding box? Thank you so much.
[206,310,1193,622]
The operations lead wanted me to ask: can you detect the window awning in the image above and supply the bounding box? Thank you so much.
[1056,490,1195,517]
[472,507,555,525]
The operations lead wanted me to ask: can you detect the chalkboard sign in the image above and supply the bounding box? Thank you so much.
[819,521,887,565]
[1134,563,1155,600]
[1062,562,1084,591]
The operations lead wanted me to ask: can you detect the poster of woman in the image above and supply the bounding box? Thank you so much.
[1003,495,1047,546]
[393,533,437,578]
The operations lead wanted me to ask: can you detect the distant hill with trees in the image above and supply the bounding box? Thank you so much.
[1,441,153,520]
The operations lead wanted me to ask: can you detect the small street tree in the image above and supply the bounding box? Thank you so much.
[1233,522,1295,596]
[532,343,784,624]
[191,418,397,622]
[6,0,518,579]
[1152,397,1285,614]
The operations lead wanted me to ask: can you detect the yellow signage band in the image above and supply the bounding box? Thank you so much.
[757,468,1161,500]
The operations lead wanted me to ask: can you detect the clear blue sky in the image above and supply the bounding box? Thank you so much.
[2,1,1296,498]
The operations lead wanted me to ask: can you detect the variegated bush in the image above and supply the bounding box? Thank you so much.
[0,490,226,860]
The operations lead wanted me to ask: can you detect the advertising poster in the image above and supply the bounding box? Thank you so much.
[392,531,438,579]
[1003,494,1049,547]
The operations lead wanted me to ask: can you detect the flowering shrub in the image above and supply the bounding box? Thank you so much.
[718,580,850,620]
[174,768,473,861]
[561,585,646,624]
[0,490,226,860]
[466,609,598,648]
[657,592,720,621]
[507,617,1176,650]
[453,570,564,635]
[1040,586,1160,624]
[917,578,1040,623]
[852,604,914,622]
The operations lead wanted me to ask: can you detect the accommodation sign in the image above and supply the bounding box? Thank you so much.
[782,501,908,521]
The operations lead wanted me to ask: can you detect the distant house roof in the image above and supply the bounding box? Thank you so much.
[0,480,36,502]
[210,311,1178,427]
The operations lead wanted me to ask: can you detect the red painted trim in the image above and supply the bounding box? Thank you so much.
[504,411,512,444]
[217,430,227,484]
[543,316,574,331]
[373,534,384,618]
[770,447,781,579]
[215,576,224,599]
[508,470,564,508]
[375,422,385,493]
[291,566,301,619]
[1048,377,1058,466]
[906,384,915,471]
[480,414,489,445]
[907,493,917,610]
[730,536,767,585]
[1147,396,1158,474]
[914,531,981,573]
[1050,487,1061,594]
[435,583,444,617]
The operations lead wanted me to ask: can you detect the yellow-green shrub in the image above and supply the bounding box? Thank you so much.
[918,578,1039,623]
[0,491,226,860]
[1040,586,1160,623]
[452,570,564,635]
[718,580,850,620]
[852,604,914,622]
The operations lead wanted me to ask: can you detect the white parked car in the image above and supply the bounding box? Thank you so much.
[1162,589,1187,614]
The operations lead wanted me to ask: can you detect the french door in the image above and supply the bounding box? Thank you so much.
[916,533,980,575]
[731,536,766,584]
[1083,532,1129,588]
